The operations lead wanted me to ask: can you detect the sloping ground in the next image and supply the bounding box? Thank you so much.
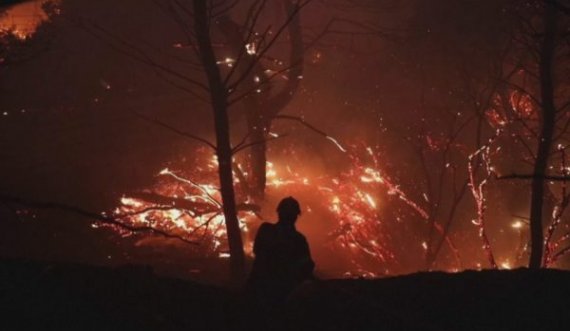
[287,270,570,331]
[2,259,570,330]
[1,259,233,330]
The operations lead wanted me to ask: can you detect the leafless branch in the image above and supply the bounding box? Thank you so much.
[228,0,312,91]
[232,134,287,154]
[0,194,199,245]
[497,173,570,181]
[75,18,209,93]
[133,112,217,150]
[273,114,330,138]
[227,62,299,104]
[221,0,268,86]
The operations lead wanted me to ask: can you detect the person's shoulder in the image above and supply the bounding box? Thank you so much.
[293,229,308,242]
[257,222,276,233]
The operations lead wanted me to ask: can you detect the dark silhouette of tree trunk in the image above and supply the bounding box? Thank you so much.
[76,0,314,280]
[216,15,268,201]
[528,1,557,268]
[193,0,245,280]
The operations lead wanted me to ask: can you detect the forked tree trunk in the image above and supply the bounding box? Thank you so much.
[193,0,245,281]
[528,1,557,269]
[218,0,304,201]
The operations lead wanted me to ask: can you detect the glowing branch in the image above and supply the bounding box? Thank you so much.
[273,114,347,152]
[467,133,500,269]
[543,148,570,266]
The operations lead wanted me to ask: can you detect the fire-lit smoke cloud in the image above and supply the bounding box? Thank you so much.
[0,0,56,39]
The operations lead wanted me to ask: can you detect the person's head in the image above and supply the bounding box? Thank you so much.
[276,196,301,225]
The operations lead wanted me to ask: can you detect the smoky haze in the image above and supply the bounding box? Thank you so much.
[1,0,565,280]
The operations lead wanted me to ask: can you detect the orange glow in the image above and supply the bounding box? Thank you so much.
[99,145,410,275]
[0,0,56,39]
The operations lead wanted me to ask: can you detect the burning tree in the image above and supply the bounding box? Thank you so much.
[215,1,306,201]
[365,0,512,270]
[75,0,318,280]
[191,0,246,279]
[384,0,570,270]
[486,0,570,268]
[524,0,569,268]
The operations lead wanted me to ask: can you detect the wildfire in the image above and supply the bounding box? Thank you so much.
[0,0,58,40]
[96,140,471,276]
[119,172,253,256]
[96,145,407,274]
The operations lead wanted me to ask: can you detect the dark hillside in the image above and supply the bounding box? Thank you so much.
[2,259,570,330]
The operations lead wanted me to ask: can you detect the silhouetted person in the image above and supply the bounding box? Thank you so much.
[247,196,315,305]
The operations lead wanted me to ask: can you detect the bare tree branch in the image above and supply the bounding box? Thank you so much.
[133,112,217,150]
[0,194,199,245]
[227,0,312,91]
[75,18,209,93]
[232,134,287,154]
[497,173,570,181]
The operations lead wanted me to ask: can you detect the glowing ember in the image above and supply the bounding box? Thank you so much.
[511,221,524,229]
[245,42,257,55]
[500,261,512,270]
